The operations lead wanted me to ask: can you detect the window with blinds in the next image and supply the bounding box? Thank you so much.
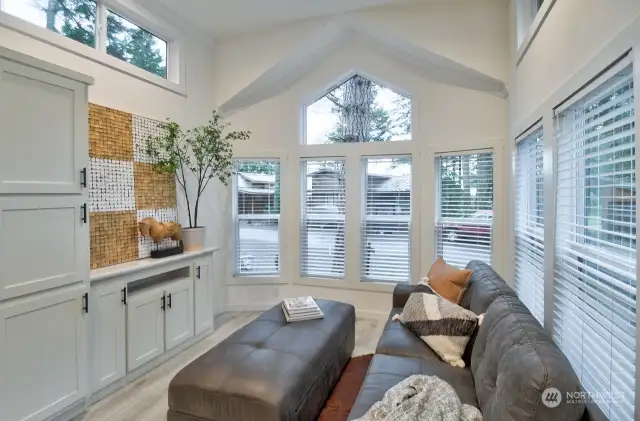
[232,160,280,276]
[301,160,346,278]
[554,59,636,420]
[435,152,494,268]
[514,127,545,324]
[361,157,411,283]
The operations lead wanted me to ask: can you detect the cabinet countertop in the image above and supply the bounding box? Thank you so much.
[90,248,219,283]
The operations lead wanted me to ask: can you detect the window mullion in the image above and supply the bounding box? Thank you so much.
[344,155,361,286]
[96,1,108,53]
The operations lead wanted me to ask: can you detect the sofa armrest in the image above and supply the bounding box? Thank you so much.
[393,284,417,308]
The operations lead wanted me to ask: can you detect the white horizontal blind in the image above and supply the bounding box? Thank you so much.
[233,160,280,276]
[435,152,494,268]
[554,60,636,420]
[515,127,545,324]
[361,157,411,283]
[300,160,346,278]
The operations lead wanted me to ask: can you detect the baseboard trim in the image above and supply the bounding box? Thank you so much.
[48,400,84,421]
[356,309,389,319]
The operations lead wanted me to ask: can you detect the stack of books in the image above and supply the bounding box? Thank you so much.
[281,296,324,322]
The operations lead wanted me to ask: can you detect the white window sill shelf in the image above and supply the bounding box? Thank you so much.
[228,276,288,286]
[0,11,186,96]
[227,276,402,293]
[516,0,557,66]
[293,277,398,293]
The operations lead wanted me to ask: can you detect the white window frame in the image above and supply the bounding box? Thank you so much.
[515,0,557,65]
[513,122,545,325]
[293,71,419,293]
[0,0,185,94]
[301,69,413,146]
[433,148,496,269]
[360,155,413,284]
[230,154,288,285]
[551,56,636,420]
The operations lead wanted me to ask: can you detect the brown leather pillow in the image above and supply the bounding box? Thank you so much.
[426,257,472,304]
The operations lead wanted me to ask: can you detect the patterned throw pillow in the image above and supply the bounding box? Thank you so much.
[393,284,478,367]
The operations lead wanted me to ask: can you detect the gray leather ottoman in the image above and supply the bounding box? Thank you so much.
[168,299,355,421]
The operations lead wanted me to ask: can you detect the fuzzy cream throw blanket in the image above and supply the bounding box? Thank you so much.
[352,375,483,421]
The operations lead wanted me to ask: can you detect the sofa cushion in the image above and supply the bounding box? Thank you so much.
[427,257,472,304]
[394,287,478,367]
[375,309,442,361]
[461,261,518,315]
[471,295,585,421]
[348,354,477,420]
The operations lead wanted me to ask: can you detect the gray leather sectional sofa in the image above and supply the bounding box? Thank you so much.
[348,261,608,421]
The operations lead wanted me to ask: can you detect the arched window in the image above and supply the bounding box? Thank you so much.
[305,74,411,145]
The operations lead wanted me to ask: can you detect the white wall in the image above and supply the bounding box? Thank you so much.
[213,0,509,314]
[0,22,229,315]
[512,0,640,129]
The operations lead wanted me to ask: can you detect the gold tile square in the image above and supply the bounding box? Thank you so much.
[134,162,177,210]
[89,103,134,161]
[90,211,138,269]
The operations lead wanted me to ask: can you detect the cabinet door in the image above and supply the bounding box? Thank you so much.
[0,285,88,421]
[194,257,213,336]
[164,278,194,351]
[127,288,164,371]
[90,280,126,392]
[0,57,88,194]
[0,196,88,300]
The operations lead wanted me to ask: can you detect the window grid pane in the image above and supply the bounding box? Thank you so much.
[305,74,411,145]
[435,152,494,268]
[233,160,280,276]
[300,160,346,278]
[3,0,97,48]
[515,127,545,324]
[361,157,411,283]
[106,10,167,79]
[554,61,636,420]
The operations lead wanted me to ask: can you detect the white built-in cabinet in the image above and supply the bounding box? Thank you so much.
[0,54,89,195]
[164,277,195,351]
[91,254,216,392]
[0,46,92,421]
[0,284,89,421]
[0,195,88,300]
[0,46,218,421]
[90,280,126,392]
[127,286,166,371]
[194,256,214,335]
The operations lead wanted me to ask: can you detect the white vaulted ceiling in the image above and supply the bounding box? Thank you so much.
[136,0,420,37]
[217,17,509,117]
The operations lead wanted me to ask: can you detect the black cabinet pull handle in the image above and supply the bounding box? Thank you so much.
[80,167,87,188]
[121,287,127,305]
[82,292,89,313]
[196,266,201,279]
[167,293,172,309]
[81,204,87,224]
[161,295,166,311]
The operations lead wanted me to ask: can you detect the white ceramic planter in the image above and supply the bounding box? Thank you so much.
[182,227,206,251]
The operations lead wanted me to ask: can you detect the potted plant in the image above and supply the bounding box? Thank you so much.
[146,111,250,250]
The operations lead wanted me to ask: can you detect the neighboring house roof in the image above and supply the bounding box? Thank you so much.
[239,172,276,183]
[237,173,276,194]
[218,16,508,117]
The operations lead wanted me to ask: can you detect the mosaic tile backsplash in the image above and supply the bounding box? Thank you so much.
[89,104,178,269]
